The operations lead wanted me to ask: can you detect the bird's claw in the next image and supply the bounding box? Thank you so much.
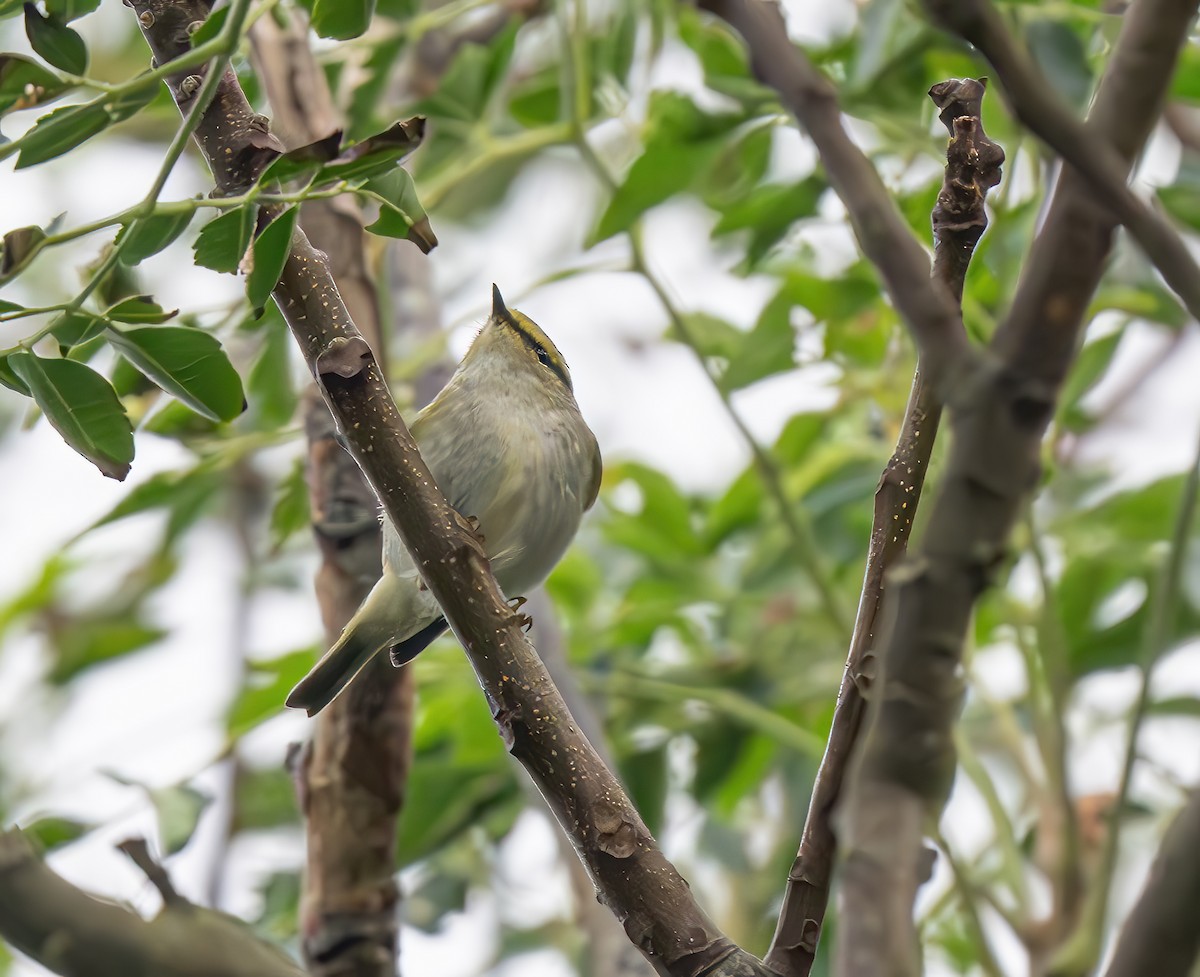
[453,510,487,554]
[507,596,532,631]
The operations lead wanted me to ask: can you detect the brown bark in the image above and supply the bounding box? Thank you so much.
[837,2,1198,975]
[763,78,1002,977]
[0,830,305,977]
[128,3,773,974]
[246,12,413,977]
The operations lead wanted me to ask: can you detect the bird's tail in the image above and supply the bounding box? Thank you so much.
[286,572,415,717]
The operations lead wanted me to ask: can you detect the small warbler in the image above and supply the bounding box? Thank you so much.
[286,286,601,716]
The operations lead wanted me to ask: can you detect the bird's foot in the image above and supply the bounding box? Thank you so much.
[507,595,533,632]
[452,510,487,556]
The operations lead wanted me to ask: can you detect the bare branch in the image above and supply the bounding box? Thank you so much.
[0,830,304,977]
[924,0,1200,330]
[695,0,973,389]
[246,12,412,977]
[764,77,1001,977]
[836,1,1199,974]
[1101,789,1200,977]
[128,3,772,974]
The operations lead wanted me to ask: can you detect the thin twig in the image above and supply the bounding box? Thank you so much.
[762,78,1002,977]
[924,0,1200,331]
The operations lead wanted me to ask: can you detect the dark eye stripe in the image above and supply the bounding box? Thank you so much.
[501,316,573,391]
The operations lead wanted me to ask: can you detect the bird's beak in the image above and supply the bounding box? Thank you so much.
[492,283,509,320]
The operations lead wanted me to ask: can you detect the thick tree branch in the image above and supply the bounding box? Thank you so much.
[696,0,973,391]
[763,77,1001,977]
[128,4,771,975]
[246,13,412,977]
[1100,789,1200,977]
[993,0,1200,383]
[924,0,1200,331]
[0,830,304,977]
[836,1,1198,976]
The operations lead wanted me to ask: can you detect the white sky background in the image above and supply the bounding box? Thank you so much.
[2,1,1200,976]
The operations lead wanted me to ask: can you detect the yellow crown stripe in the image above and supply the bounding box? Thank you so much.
[496,309,573,391]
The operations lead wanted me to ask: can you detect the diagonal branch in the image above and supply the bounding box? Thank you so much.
[127,3,773,975]
[696,0,974,391]
[0,830,305,977]
[923,0,1200,330]
[763,77,1002,977]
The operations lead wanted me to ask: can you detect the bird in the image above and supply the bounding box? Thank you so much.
[285,285,601,716]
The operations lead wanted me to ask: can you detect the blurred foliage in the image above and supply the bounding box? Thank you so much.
[1,0,1199,976]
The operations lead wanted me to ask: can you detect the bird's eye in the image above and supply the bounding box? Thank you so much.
[534,345,553,368]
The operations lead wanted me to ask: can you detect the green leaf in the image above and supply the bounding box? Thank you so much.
[24,3,87,75]
[257,130,341,185]
[188,3,227,46]
[106,295,178,324]
[142,400,219,441]
[105,80,156,123]
[116,210,194,265]
[90,466,220,540]
[150,784,210,854]
[719,290,796,392]
[607,463,701,558]
[364,168,437,253]
[268,457,309,549]
[8,350,133,479]
[231,766,299,832]
[677,5,762,102]
[227,649,313,738]
[619,744,668,835]
[49,311,104,351]
[1025,19,1093,111]
[247,309,298,430]
[107,325,245,422]
[246,206,297,313]
[0,223,47,283]
[15,100,109,168]
[508,70,560,128]
[21,815,94,851]
[192,206,255,273]
[1058,329,1122,431]
[412,27,515,123]
[0,53,69,115]
[315,116,426,184]
[1172,42,1200,105]
[593,92,742,242]
[311,0,375,39]
[0,355,31,395]
[49,615,166,683]
[704,467,764,547]
[43,0,100,20]
[671,311,743,361]
[398,754,520,867]
[711,177,825,267]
